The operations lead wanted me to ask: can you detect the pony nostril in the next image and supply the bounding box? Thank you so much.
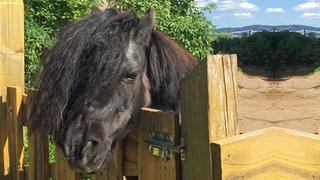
[84,103,95,114]
[90,140,99,147]
[86,140,99,148]
[82,139,100,153]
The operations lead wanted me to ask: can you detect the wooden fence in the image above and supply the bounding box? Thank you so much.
[3,54,320,180]
[2,1,320,179]
[1,52,239,180]
[1,0,24,179]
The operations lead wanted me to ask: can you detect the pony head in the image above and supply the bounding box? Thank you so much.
[29,8,154,173]
[28,7,197,173]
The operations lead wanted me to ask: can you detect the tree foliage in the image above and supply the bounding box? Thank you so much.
[213,31,320,70]
[24,0,102,88]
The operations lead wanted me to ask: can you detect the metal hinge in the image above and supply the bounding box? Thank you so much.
[144,131,185,161]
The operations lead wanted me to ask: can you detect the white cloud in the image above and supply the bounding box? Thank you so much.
[212,16,221,19]
[302,12,320,18]
[196,0,258,19]
[293,0,320,18]
[234,12,253,18]
[239,1,258,10]
[293,0,320,11]
[196,0,218,7]
[218,0,259,11]
[266,8,285,13]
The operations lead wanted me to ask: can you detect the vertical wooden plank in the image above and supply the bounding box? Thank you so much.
[55,147,81,180]
[6,86,24,180]
[211,54,238,138]
[28,133,49,180]
[0,94,9,179]
[207,54,239,141]
[181,55,238,180]
[27,90,50,180]
[138,108,181,180]
[180,59,213,180]
[105,142,123,180]
[0,0,24,91]
[0,0,24,179]
[123,128,138,176]
[230,54,239,135]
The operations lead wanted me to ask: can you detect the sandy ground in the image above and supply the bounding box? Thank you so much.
[237,68,320,134]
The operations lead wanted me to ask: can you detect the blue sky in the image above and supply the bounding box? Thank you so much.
[196,0,320,28]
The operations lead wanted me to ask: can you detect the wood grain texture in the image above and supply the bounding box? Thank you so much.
[0,0,24,95]
[0,1,24,178]
[207,54,238,141]
[138,108,180,180]
[123,128,138,176]
[55,147,81,180]
[6,86,24,180]
[212,127,320,179]
[181,55,238,180]
[27,90,49,180]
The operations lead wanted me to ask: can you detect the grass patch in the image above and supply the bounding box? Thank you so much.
[305,66,320,77]
[238,67,246,75]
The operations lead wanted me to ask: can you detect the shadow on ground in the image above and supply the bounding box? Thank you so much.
[239,65,318,80]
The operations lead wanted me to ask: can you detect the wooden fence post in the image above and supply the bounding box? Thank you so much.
[27,90,50,180]
[180,54,239,180]
[55,147,81,180]
[0,0,24,178]
[6,86,24,180]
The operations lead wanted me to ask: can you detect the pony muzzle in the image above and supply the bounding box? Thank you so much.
[64,128,111,173]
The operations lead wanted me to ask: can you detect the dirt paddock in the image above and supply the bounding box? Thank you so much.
[237,66,320,134]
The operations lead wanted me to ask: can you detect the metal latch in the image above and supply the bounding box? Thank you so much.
[144,131,185,161]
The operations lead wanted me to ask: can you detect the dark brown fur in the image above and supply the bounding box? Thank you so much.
[28,8,198,173]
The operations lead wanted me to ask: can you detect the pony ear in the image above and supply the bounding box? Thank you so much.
[133,8,155,44]
[139,8,155,29]
[102,8,118,18]
[91,6,102,15]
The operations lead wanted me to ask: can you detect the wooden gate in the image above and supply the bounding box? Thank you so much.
[2,0,320,179]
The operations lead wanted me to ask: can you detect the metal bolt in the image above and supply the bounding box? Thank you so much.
[149,131,155,138]
[181,153,186,161]
[158,132,163,140]
[149,146,154,153]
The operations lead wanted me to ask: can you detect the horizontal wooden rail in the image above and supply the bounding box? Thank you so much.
[212,127,320,179]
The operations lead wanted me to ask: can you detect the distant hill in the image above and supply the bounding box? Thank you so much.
[218,25,320,38]
[219,25,320,32]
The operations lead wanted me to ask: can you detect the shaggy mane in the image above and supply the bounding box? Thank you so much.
[148,30,198,111]
[27,8,198,138]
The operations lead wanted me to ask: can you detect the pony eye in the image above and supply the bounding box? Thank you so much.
[122,72,138,83]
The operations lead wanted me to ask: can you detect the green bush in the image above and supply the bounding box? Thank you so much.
[213,31,320,69]
[24,0,102,89]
